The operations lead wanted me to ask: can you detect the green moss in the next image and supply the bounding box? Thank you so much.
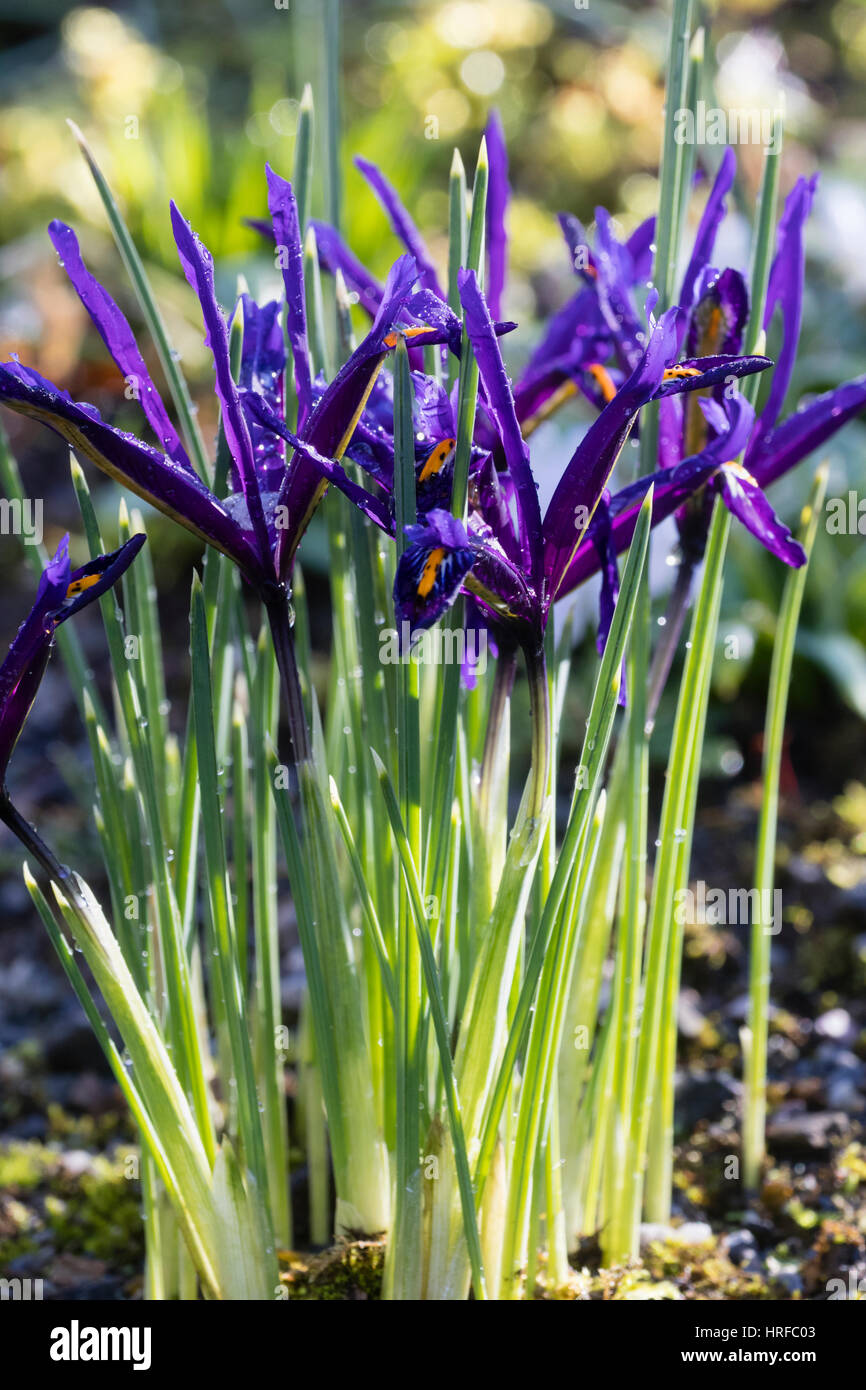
[0,1141,47,1191]
[0,1139,143,1271]
[280,1239,385,1300]
[638,1233,778,1300]
[836,1143,866,1192]
[46,1154,143,1263]
[47,1103,127,1147]
[0,1193,39,1263]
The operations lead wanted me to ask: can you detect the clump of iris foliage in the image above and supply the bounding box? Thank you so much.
[0,2,864,1300]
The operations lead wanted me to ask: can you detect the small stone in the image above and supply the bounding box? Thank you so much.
[672,1221,713,1246]
[768,1263,804,1295]
[677,989,706,1040]
[826,1076,863,1112]
[722,1229,764,1273]
[675,1069,741,1127]
[815,1008,853,1042]
[639,1222,675,1249]
[722,1227,756,1258]
[766,1109,850,1156]
[58,1149,93,1180]
[786,855,824,885]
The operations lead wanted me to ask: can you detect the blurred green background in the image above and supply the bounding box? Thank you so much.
[0,0,865,757]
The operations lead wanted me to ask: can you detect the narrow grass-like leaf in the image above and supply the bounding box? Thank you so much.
[475,490,654,1216]
[25,867,219,1297]
[68,121,212,482]
[448,148,468,315]
[329,776,397,1013]
[450,137,487,520]
[633,502,731,1228]
[189,576,272,1223]
[743,464,827,1188]
[652,0,696,310]
[388,332,424,1299]
[250,632,291,1247]
[71,462,215,1161]
[371,749,487,1301]
[293,83,314,230]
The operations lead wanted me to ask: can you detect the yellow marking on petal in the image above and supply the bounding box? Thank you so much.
[586,363,617,403]
[417,547,446,599]
[384,325,433,348]
[464,573,519,621]
[662,366,703,381]
[419,438,456,481]
[699,304,724,356]
[724,460,758,486]
[65,572,103,598]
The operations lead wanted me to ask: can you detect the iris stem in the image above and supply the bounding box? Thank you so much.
[645,557,698,731]
[524,641,551,825]
[743,465,827,1190]
[479,646,517,827]
[264,589,312,766]
[0,792,73,896]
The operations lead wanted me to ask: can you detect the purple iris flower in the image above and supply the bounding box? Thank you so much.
[249,269,769,659]
[555,164,866,602]
[0,174,457,608]
[383,268,763,645]
[394,510,477,632]
[253,131,864,683]
[305,128,764,454]
[318,367,481,514]
[0,533,144,790]
[288,127,786,652]
[516,152,748,433]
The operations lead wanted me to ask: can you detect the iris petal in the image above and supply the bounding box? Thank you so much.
[238,295,287,496]
[393,510,475,636]
[355,155,444,298]
[170,202,272,565]
[748,377,866,487]
[458,269,544,587]
[0,533,144,782]
[48,220,191,470]
[0,361,268,583]
[265,166,313,430]
[677,148,736,345]
[718,466,806,567]
[484,110,510,322]
[757,175,819,438]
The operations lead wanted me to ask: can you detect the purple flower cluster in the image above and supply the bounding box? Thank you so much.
[0,119,863,762]
[294,127,866,661]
